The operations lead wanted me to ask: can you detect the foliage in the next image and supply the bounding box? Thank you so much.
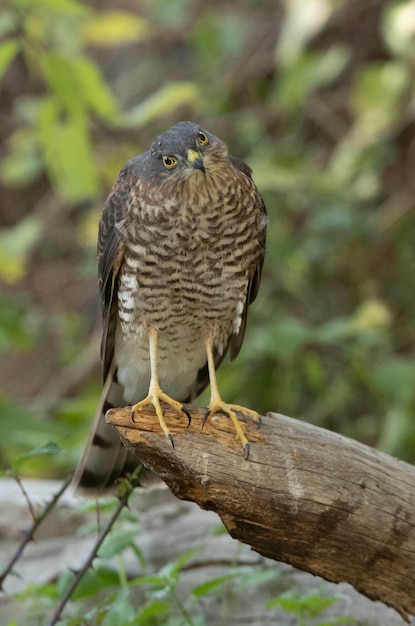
[1,0,415,623]
[267,588,358,626]
[2,472,354,626]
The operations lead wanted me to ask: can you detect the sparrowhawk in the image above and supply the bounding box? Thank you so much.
[71,121,267,496]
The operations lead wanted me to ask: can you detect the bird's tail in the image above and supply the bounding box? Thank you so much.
[71,362,145,497]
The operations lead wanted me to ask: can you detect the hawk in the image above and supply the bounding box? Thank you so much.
[72,121,267,496]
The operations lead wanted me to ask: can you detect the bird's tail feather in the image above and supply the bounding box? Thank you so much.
[71,362,145,497]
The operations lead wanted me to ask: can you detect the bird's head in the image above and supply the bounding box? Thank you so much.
[148,121,229,183]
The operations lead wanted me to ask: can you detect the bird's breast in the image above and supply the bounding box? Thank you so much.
[117,176,261,349]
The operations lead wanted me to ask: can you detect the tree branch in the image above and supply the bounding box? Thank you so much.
[106,405,415,622]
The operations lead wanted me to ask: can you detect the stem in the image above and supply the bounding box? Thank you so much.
[47,485,134,626]
[0,475,71,590]
[170,587,195,626]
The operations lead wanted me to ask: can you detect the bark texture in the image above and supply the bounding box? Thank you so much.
[106,405,415,622]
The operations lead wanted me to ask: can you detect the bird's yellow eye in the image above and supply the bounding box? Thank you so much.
[197,131,208,146]
[162,155,177,169]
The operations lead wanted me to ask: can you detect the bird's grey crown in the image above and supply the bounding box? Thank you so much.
[150,121,221,159]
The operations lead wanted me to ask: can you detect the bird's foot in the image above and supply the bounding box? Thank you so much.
[203,400,260,459]
[131,385,191,447]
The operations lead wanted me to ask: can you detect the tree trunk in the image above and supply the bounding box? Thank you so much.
[106,405,415,622]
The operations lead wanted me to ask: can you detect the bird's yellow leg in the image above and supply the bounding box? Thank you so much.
[131,328,191,445]
[204,337,260,457]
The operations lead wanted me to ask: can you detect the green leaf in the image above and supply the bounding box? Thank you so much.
[119,82,201,127]
[301,594,338,617]
[277,47,350,109]
[58,566,119,600]
[41,53,117,119]
[234,566,281,592]
[19,440,61,459]
[0,294,35,351]
[17,0,88,16]
[192,12,244,73]
[267,590,338,617]
[267,591,300,613]
[81,11,150,47]
[192,571,239,597]
[0,216,42,282]
[53,120,98,200]
[12,441,61,473]
[272,317,311,361]
[129,542,146,568]
[98,529,139,559]
[15,581,58,601]
[102,587,135,626]
[0,396,63,466]
[0,130,43,188]
[0,40,19,81]
[158,548,197,582]
[43,52,85,116]
[314,318,354,344]
[74,56,117,120]
[377,407,414,456]
[372,358,415,406]
[39,100,98,201]
[351,62,408,137]
[136,600,169,621]
[38,96,58,145]
[351,298,391,333]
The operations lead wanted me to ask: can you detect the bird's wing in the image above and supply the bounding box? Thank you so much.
[72,160,148,496]
[228,155,267,360]
[98,161,139,380]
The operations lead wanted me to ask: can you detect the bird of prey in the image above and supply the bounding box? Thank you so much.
[71,121,267,496]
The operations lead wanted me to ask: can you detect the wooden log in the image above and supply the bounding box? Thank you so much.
[106,405,415,622]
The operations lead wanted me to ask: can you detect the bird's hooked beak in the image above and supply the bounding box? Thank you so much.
[187,149,206,174]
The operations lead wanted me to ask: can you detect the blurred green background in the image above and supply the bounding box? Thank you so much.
[1,0,415,478]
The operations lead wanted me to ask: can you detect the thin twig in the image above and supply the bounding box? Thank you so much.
[0,475,72,590]
[14,474,38,521]
[47,480,136,626]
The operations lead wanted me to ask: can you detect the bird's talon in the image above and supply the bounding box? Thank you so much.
[244,442,250,460]
[167,433,175,449]
[131,407,136,423]
[256,415,262,429]
[202,408,210,429]
[182,405,192,427]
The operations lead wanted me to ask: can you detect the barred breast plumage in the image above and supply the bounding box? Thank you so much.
[71,121,267,496]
